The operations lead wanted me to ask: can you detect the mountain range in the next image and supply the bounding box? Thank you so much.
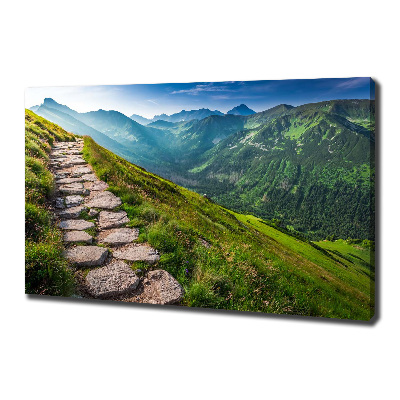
[130,104,256,125]
[30,97,375,240]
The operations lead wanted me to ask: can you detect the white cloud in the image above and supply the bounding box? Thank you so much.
[170,83,236,95]
[335,77,369,90]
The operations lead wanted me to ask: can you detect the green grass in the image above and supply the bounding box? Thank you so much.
[25,109,76,296]
[315,239,374,271]
[82,136,374,320]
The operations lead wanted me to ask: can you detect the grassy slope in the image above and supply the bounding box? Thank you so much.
[83,136,374,320]
[25,109,76,295]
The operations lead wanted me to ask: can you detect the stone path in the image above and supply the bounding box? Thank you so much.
[50,139,184,304]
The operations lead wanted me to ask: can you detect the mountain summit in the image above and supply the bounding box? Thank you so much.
[227,104,256,116]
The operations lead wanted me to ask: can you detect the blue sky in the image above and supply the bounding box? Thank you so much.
[25,77,374,118]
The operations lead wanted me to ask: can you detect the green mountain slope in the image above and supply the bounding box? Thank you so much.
[81,135,374,320]
[186,100,375,240]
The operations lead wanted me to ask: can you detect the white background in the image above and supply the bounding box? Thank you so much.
[1,1,398,399]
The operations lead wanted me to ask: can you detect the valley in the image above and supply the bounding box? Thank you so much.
[31,98,375,241]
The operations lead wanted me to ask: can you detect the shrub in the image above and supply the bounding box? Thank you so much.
[25,240,75,296]
[25,202,51,241]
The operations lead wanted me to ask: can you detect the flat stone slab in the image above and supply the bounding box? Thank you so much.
[98,211,129,229]
[58,219,94,230]
[52,154,68,159]
[98,228,139,245]
[73,166,92,175]
[130,270,184,305]
[69,158,87,165]
[64,230,93,244]
[58,205,87,219]
[58,162,74,168]
[82,174,98,182]
[85,260,140,298]
[56,177,85,184]
[113,244,160,264]
[55,173,69,180]
[59,183,89,196]
[65,195,84,207]
[63,246,108,267]
[85,191,122,210]
[84,181,109,191]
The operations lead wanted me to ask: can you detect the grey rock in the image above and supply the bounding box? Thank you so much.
[52,154,68,159]
[59,182,89,196]
[98,228,139,245]
[64,230,93,244]
[82,174,98,182]
[98,211,129,229]
[54,173,69,180]
[85,260,140,298]
[55,197,65,209]
[58,219,94,230]
[56,177,85,184]
[88,208,99,217]
[65,195,84,207]
[113,244,160,264]
[85,191,122,210]
[73,166,92,175]
[58,205,87,219]
[63,246,108,267]
[84,181,109,191]
[69,158,86,165]
[138,270,184,305]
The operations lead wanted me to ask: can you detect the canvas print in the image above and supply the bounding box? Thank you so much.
[25,78,375,320]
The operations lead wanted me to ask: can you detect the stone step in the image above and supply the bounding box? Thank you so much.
[81,174,98,182]
[65,195,84,207]
[85,191,122,209]
[64,230,93,244]
[58,183,90,196]
[58,219,94,230]
[98,210,129,229]
[127,270,184,305]
[63,246,108,267]
[84,181,109,191]
[73,166,92,175]
[57,205,87,219]
[54,173,69,180]
[85,260,140,298]
[56,177,85,185]
[98,228,139,245]
[112,244,160,264]
[69,158,87,165]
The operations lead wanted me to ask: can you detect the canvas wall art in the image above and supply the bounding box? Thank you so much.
[25,78,375,320]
